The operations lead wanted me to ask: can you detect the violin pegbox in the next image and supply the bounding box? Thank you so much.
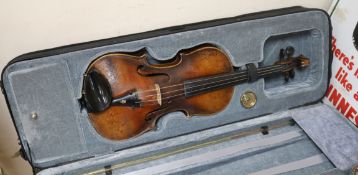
[275,46,310,82]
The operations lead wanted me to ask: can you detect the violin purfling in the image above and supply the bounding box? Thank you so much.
[82,45,310,140]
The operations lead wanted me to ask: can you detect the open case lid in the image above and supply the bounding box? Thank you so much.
[0,6,332,170]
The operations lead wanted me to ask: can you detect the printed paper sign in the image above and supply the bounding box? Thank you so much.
[323,0,358,126]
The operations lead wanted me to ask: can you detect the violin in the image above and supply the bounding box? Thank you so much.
[82,45,310,140]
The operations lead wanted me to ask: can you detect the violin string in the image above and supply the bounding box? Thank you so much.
[136,65,284,100]
[140,67,291,105]
[138,67,289,105]
[135,64,284,95]
[136,66,286,105]
[138,69,286,106]
[136,64,283,94]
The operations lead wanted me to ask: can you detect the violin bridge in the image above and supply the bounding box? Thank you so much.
[155,84,162,106]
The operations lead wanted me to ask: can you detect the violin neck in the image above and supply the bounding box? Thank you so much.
[183,64,283,98]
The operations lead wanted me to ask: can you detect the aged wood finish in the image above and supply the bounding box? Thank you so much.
[86,46,234,140]
[83,45,310,140]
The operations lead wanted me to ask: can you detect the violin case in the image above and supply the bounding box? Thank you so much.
[1,6,358,175]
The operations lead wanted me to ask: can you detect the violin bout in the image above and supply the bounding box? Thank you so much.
[83,46,234,140]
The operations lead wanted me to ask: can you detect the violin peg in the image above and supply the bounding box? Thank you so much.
[289,69,295,79]
[279,49,285,60]
[285,46,295,57]
[284,73,290,82]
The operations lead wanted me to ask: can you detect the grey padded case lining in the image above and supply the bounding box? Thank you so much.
[1,8,341,173]
[293,105,358,171]
[39,104,357,175]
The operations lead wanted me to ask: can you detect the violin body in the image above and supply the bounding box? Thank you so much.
[83,44,309,140]
[85,46,234,140]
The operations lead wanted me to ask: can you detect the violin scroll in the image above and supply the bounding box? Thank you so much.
[295,55,310,69]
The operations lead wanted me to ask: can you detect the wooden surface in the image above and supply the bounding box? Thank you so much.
[87,46,233,140]
[0,0,331,174]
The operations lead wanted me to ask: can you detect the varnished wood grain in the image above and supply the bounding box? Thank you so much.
[85,46,234,140]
